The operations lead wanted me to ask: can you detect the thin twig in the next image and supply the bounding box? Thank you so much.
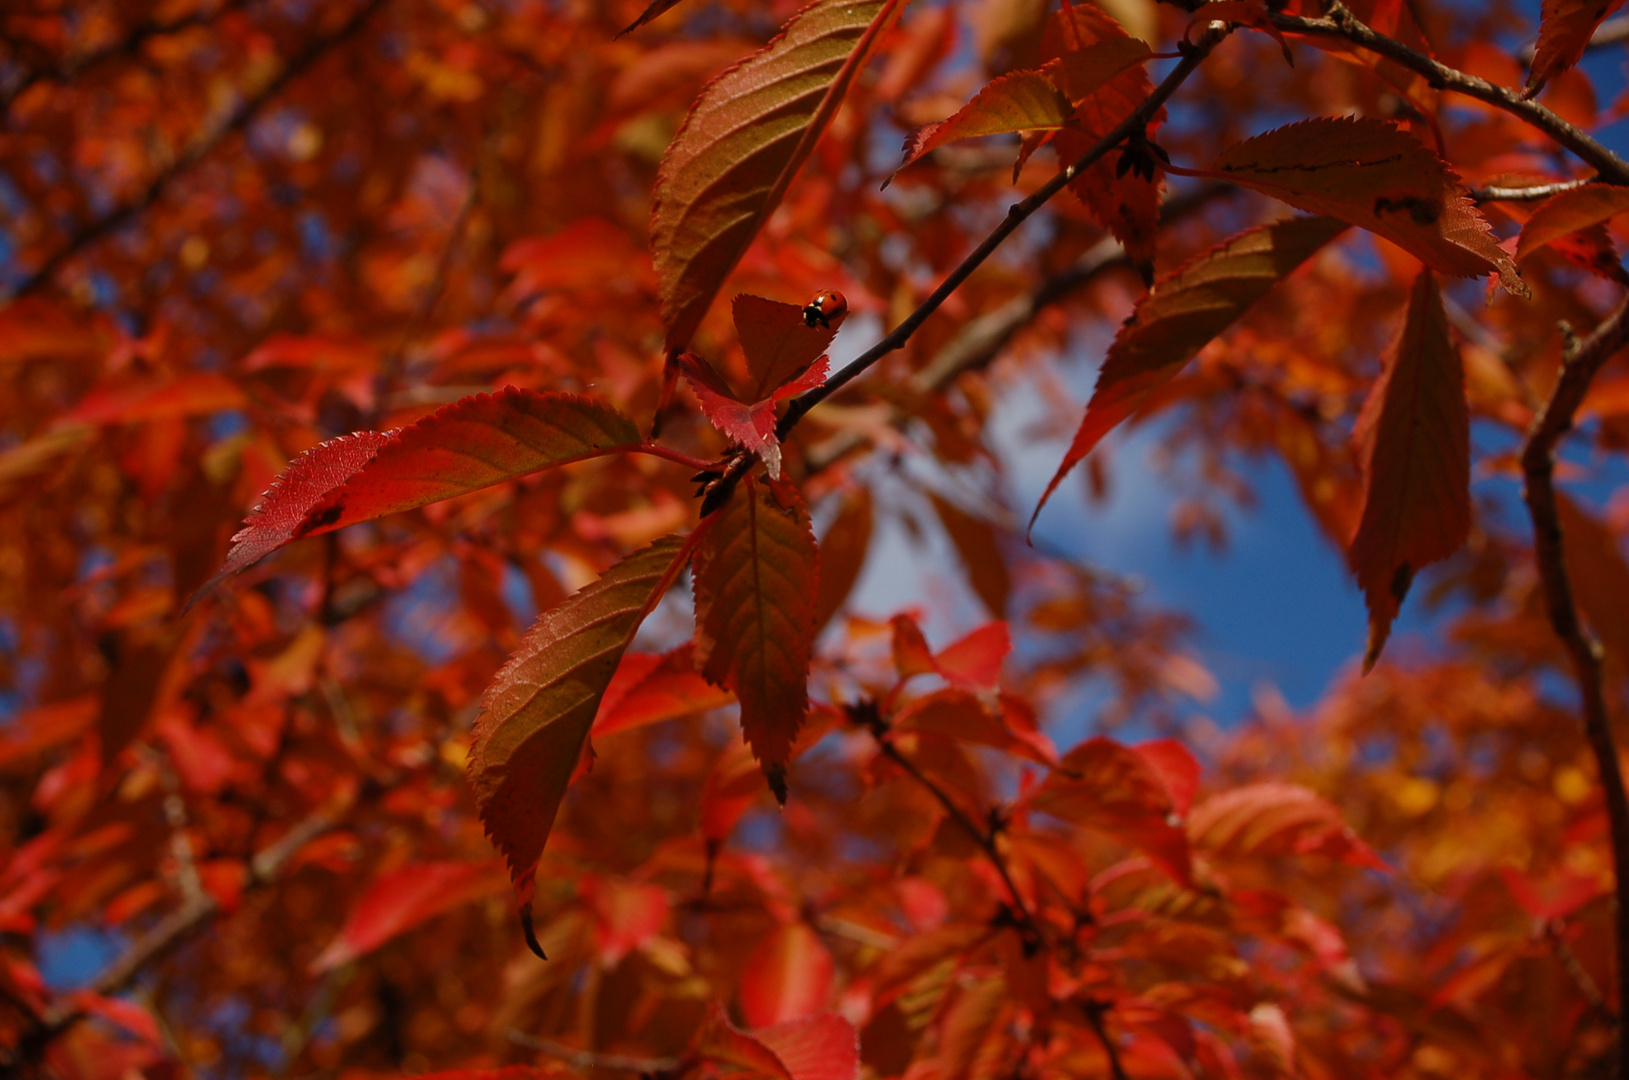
[1471,178,1598,203]
[1272,2,1629,186]
[507,1029,683,1074]
[778,23,1234,439]
[6,0,390,300]
[1081,1001,1130,1080]
[1519,294,1629,1080]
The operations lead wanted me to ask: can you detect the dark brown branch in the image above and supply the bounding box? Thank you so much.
[1471,178,1598,203]
[6,0,390,301]
[1519,295,1629,1079]
[1081,1000,1130,1080]
[1272,2,1629,186]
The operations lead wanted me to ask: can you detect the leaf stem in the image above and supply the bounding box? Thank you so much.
[1271,2,1629,186]
[775,20,1235,440]
[629,443,721,472]
[1520,293,1629,1077]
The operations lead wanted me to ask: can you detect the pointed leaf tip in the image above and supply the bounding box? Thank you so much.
[471,534,696,921]
[693,476,819,785]
[1031,215,1349,531]
[1348,272,1469,671]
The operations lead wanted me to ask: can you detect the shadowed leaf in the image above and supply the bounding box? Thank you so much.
[469,534,695,951]
[1348,271,1470,671]
[1033,215,1349,528]
[652,0,907,355]
[735,294,836,401]
[1188,782,1388,870]
[1516,182,1629,263]
[1213,117,1526,296]
[693,476,819,797]
[1556,492,1629,673]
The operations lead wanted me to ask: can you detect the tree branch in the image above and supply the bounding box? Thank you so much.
[1272,2,1629,186]
[777,20,1235,440]
[1471,178,1598,203]
[1519,294,1629,1078]
[6,0,390,300]
[507,1030,682,1074]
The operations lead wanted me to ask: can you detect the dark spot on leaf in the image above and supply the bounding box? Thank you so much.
[1373,195,1441,225]
[298,501,346,537]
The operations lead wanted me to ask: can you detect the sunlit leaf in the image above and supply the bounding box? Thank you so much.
[693,476,819,798]
[1034,215,1349,527]
[592,645,734,738]
[1213,117,1527,296]
[652,0,907,354]
[734,294,837,402]
[1188,782,1387,869]
[1348,271,1469,671]
[1031,737,1192,884]
[469,534,695,952]
[888,70,1073,185]
[680,351,829,479]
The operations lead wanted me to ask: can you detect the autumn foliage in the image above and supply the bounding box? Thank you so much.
[10,0,1629,1077]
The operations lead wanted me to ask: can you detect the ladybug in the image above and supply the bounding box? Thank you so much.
[802,289,848,329]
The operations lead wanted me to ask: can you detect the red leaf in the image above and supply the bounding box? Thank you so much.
[891,614,938,681]
[593,645,734,738]
[888,69,1073,184]
[1133,739,1201,819]
[1041,10,1164,276]
[205,389,641,591]
[701,742,766,843]
[734,294,838,401]
[311,861,507,972]
[928,492,1011,618]
[1348,271,1470,671]
[680,351,829,479]
[740,922,836,1027]
[753,1014,861,1080]
[1556,492,1629,673]
[652,0,907,354]
[1188,782,1388,870]
[932,622,1010,690]
[1499,864,1607,920]
[1033,215,1349,528]
[693,476,819,798]
[618,0,687,36]
[65,372,249,426]
[1212,118,1526,296]
[1515,183,1629,263]
[583,876,670,965]
[469,535,696,951]
[1031,737,1192,884]
[1529,0,1626,92]
[892,689,1056,766]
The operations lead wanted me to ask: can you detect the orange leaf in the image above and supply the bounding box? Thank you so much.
[1348,271,1470,671]
[740,922,836,1027]
[583,876,670,965]
[1529,0,1626,92]
[1031,737,1192,884]
[752,1014,861,1080]
[813,486,873,632]
[693,476,819,798]
[652,0,907,355]
[204,389,641,592]
[1516,182,1629,263]
[928,492,1011,618]
[1188,782,1387,870]
[311,861,506,972]
[1033,215,1349,528]
[1213,117,1527,296]
[469,535,695,954]
[888,69,1073,185]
